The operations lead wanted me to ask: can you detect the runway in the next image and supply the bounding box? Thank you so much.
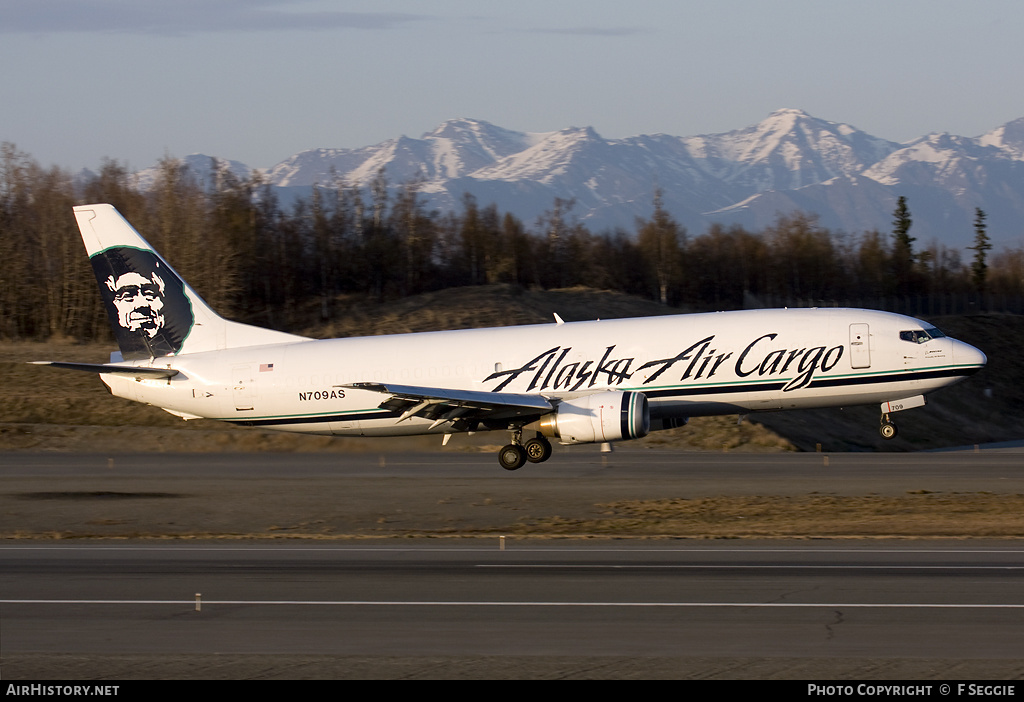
[3,447,1024,679]
[3,540,1024,678]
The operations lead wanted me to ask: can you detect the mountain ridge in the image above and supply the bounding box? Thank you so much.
[133,109,1024,248]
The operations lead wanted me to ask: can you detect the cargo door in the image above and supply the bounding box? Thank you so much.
[232,364,255,411]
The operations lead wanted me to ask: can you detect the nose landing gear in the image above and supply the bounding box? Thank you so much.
[879,413,898,440]
[877,396,926,440]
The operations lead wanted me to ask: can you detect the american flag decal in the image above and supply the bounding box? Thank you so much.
[259,363,274,372]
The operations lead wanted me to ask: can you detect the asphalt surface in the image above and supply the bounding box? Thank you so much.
[3,446,1024,680]
[5,446,1024,538]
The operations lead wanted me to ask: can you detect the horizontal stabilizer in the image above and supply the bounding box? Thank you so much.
[30,361,179,379]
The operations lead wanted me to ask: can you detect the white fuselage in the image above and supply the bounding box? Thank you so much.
[99,307,986,439]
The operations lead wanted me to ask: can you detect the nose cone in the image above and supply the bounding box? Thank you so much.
[953,339,987,374]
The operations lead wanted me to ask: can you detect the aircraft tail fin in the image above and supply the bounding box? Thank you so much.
[74,204,307,360]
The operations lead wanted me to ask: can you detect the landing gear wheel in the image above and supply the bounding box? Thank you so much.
[498,444,526,471]
[879,422,898,440]
[523,437,552,464]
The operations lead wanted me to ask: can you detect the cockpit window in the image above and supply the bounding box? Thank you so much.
[900,327,945,344]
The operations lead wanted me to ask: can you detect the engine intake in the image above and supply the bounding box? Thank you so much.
[537,391,650,445]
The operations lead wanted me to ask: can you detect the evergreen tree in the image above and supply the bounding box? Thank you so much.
[892,196,914,248]
[969,207,991,294]
[890,196,916,293]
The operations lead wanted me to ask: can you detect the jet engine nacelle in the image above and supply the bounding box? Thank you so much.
[537,391,650,445]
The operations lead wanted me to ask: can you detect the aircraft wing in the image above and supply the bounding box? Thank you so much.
[30,361,179,379]
[343,381,553,429]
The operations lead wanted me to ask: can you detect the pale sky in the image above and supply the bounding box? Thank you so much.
[2,0,1022,171]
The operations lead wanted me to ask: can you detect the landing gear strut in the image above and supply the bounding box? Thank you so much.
[879,413,898,440]
[497,429,552,470]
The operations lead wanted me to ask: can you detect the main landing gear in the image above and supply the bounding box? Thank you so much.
[498,428,553,471]
[879,413,898,440]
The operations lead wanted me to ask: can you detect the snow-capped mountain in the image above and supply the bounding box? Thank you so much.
[135,110,1024,248]
[266,118,553,187]
[680,108,901,191]
[979,116,1024,160]
[716,121,1024,247]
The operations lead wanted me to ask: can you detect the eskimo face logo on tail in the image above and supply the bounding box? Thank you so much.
[106,271,165,337]
[90,247,194,360]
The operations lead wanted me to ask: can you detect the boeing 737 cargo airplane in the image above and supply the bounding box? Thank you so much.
[36,204,987,469]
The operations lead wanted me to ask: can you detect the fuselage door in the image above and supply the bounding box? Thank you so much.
[232,364,255,411]
[849,324,870,369]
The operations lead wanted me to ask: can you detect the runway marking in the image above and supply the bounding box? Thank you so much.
[477,564,1024,570]
[4,545,1024,554]
[2,599,1024,608]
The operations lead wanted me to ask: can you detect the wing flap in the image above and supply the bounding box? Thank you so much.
[343,381,552,427]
